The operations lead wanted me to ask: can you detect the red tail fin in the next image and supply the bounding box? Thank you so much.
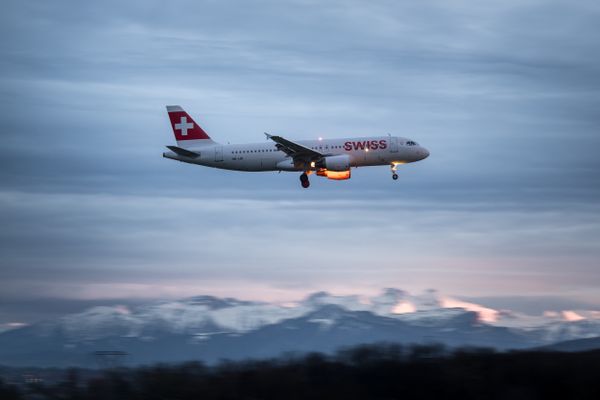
[166,106,215,147]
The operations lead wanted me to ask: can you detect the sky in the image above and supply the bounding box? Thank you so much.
[1,0,599,327]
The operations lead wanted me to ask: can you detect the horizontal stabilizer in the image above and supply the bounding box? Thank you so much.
[166,145,200,158]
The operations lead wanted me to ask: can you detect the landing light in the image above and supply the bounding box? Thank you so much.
[310,161,316,168]
[318,137,323,141]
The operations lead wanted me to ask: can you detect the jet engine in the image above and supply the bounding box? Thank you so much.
[316,169,351,180]
[315,155,351,180]
[319,154,350,171]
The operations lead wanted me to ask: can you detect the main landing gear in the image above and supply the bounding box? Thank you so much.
[300,172,310,188]
[391,163,399,181]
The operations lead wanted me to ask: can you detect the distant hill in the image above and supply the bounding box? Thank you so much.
[540,336,600,352]
[3,345,600,400]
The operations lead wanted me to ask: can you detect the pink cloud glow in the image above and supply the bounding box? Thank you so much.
[441,297,500,322]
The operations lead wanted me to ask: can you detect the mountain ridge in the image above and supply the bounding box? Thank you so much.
[1,288,599,367]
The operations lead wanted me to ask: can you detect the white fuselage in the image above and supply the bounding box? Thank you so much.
[163,136,429,172]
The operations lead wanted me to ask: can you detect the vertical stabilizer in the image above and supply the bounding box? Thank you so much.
[166,106,217,148]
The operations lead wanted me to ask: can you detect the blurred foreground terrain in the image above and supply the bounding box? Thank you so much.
[1,344,599,400]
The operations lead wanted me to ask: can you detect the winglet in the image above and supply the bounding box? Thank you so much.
[264,132,273,140]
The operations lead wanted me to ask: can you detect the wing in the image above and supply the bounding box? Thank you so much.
[265,133,323,159]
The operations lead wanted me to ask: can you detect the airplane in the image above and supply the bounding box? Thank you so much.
[163,106,429,188]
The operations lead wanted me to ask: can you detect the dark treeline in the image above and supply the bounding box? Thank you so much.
[2,344,600,399]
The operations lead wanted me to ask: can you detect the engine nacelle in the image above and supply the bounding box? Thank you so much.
[320,154,350,171]
[317,169,351,180]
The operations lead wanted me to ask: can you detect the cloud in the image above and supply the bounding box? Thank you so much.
[561,310,585,322]
[1,190,599,308]
[441,297,500,322]
[0,0,599,325]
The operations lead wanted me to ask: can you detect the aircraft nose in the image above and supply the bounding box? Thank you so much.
[418,147,430,160]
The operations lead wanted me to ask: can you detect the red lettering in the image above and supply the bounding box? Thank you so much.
[344,141,386,151]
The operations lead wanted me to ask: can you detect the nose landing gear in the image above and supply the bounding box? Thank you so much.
[300,172,310,188]
[391,163,399,181]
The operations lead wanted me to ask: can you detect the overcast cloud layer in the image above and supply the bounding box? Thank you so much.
[1,0,599,325]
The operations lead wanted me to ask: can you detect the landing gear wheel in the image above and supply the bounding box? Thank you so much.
[300,173,310,188]
[390,163,399,181]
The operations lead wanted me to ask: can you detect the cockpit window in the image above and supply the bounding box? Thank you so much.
[406,140,417,146]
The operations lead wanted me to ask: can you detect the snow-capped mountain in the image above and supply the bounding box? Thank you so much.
[0,288,598,367]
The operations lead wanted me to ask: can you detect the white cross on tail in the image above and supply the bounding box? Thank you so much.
[175,116,194,136]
